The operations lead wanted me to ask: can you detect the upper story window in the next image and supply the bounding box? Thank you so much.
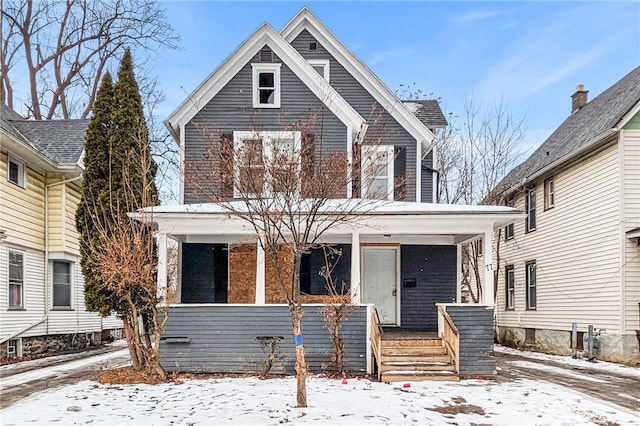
[505,197,515,240]
[361,145,394,201]
[308,59,330,81]
[52,261,72,309]
[7,156,25,188]
[544,176,555,210]
[233,131,301,198]
[8,249,24,309]
[525,186,536,233]
[252,63,281,108]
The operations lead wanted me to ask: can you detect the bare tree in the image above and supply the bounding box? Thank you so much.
[435,96,526,302]
[0,0,178,119]
[189,109,391,407]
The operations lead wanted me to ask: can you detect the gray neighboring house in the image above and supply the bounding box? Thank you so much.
[491,66,640,364]
[136,8,522,380]
[0,105,122,359]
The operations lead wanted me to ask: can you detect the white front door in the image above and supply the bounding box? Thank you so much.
[362,248,398,325]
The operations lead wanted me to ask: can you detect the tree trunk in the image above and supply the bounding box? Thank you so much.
[291,303,307,408]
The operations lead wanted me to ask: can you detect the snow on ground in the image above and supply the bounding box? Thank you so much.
[494,344,640,378]
[2,375,638,425]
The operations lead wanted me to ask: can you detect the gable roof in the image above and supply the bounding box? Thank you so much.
[281,8,437,154]
[164,22,365,144]
[495,66,640,194]
[1,104,87,166]
[403,100,448,130]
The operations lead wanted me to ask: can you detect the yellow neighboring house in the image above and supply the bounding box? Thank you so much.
[0,104,122,359]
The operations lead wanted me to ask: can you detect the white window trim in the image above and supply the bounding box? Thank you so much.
[7,338,22,357]
[51,260,73,309]
[308,59,330,81]
[505,265,515,310]
[233,131,302,198]
[526,186,536,232]
[544,176,555,210]
[251,63,282,108]
[8,248,25,309]
[7,155,26,188]
[526,261,536,310]
[361,145,394,201]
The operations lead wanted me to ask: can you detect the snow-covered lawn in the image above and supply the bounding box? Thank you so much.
[2,375,638,425]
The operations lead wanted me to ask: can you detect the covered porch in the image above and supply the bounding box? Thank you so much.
[136,200,523,378]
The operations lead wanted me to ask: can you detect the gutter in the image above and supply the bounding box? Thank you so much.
[503,128,618,195]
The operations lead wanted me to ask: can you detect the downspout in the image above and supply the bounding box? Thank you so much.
[44,174,83,336]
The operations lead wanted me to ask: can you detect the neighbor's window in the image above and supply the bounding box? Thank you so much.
[300,245,351,296]
[505,265,515,310]
[526,261,536,310]
[252,63,281,108]
[233,131,301,197]
[8,250,24,309]
[308,59,330,81]
[505,197,515,240]
[544,177,555,210]
[52,261,72,308]
[525,186,536,232]
[7,157,25,188]
[361,145,394,201]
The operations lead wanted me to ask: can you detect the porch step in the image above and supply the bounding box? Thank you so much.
[381,370,459,382]
[380,360,455,373]
[381,353,451,363]
[381,346,448,357]
[381,338,443,347]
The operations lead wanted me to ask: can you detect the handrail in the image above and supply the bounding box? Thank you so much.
[438,305,460,375]
[370,307,384,380]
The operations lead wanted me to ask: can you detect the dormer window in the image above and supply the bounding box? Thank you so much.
[308,59,330,81]
[252,63,281,108]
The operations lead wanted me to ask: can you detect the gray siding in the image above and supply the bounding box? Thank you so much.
[292,30,433,202]
[446,305,496,376]
[183,47,348,203]
[400,245,456,331]
[421,150,434,202]
[160,305,367,374]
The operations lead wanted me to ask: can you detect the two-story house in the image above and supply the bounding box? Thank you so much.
[492,67,640,364]
[0,105,122,359]
[134,8,522,380]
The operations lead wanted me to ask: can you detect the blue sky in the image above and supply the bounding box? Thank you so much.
[153,1,640,157]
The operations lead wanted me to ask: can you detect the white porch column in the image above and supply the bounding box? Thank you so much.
[255,243,266,304]
[157,233,168,302]
[350,231,361,303]
[482,229,495,305]
[456,244,462,303]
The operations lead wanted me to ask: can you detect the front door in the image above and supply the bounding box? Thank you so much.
[362,248,398,325]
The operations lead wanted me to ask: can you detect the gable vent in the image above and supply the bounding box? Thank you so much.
[309,42,318,51]
[259,48,273,62]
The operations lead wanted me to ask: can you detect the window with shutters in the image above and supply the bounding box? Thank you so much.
[251,63,281,108]
[233,131,301,197]
[361,145,394,201]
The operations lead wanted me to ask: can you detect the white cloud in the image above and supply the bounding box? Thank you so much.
[452,9,506,26]
[368,48,412,66]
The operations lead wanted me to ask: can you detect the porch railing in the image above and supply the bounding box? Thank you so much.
[370,306,384,379]
[437,305,460,374]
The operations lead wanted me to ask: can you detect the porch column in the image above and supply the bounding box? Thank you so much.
[456,244,462,303]
[255,243,266,304]
[350,231,361,303]
[157,233,168,302]
[482,229,495,305]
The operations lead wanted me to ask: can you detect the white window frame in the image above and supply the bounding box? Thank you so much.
[525,186,536,232]
[233,131,301,198]
[361,145,394,201]
[8,249,25,309]
[526,261,536,310]
[544,176,555,210]
[7,338,21,357]
[505,197,515,240]
[505,265,515,310]
[251,63,281,108]
[52,260,73,309]
[7,156,25,188]
[308,59,330,81]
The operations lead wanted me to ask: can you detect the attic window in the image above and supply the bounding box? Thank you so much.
[309,42,317,51]
[308,59,330,81]
[251,63,281,108]
[7,156,25,188]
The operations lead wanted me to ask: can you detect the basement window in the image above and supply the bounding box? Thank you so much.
[252,63,281,108]
[7,339,20,358]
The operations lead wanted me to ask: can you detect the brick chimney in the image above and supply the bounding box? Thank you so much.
[571,84,588,113]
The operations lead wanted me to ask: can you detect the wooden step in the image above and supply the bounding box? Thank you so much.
[381,346,447,357]
[381,353,452,363]
[381,338,443,347]
[380,361,455,373]
[381,370,460,382]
